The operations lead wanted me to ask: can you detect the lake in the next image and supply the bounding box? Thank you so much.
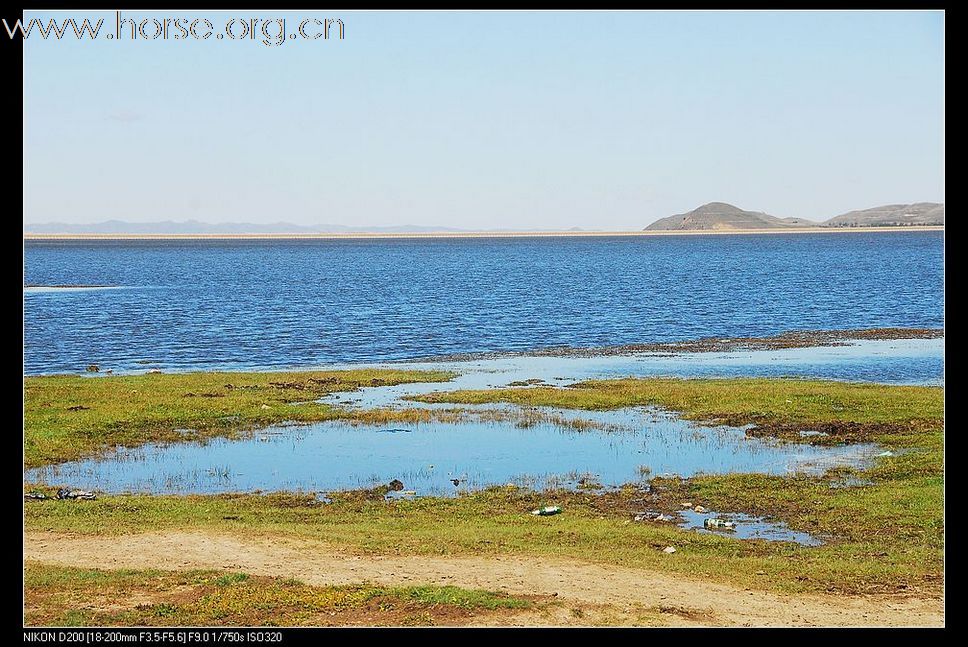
[23,232,943,375]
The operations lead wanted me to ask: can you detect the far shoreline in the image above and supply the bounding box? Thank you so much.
[22,225,944,241]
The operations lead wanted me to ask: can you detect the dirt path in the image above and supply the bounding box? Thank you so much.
[24,531,942,627]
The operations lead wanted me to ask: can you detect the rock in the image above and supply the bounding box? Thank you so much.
[387,479,404,491]
[55,488,96,501]
[86,364,99,372]
[681,502,693,509]
[633,511,673,523]
[260,404,271,410]
[663,546,677,554]
[147,369,162,374]
[693,505,708,514]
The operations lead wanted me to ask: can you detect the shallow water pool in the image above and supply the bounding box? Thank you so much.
[27,407,879,496]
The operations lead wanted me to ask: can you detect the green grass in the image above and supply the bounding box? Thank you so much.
[23,473,943,596]
[23,369,454,467]
[23,563,532,627]
[411,377,942,426]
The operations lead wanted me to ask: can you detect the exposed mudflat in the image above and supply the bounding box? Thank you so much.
[409,328,943,362]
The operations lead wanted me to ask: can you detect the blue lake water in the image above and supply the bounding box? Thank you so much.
[23,233,944,375]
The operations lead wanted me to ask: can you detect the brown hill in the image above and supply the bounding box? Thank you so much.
[823,203,944,227]
[644,202,813,231]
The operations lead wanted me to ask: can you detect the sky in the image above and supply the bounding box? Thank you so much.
[22,10,944,230]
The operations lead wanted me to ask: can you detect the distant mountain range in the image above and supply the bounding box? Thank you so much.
[22,202,944,235]
[644,202,944,231]
[22,220,469,235]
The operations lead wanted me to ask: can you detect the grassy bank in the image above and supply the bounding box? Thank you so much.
[23,563,533,626]
[24,467,943,597]
[23,376,944,599]
[23,369,453,468]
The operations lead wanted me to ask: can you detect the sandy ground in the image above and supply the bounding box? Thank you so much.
[24,530,943,627]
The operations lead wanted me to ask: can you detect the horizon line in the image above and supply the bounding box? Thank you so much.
[22,226,945,241]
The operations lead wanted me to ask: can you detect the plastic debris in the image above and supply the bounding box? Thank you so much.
[799,430,827,438]
[878,450,895,457]
[703,517,736,530]
[662,546,677,554]
[56,488,96,501]
[24,491,48,501]
[531,506,562,516]
[633,512,673,523]
[260,404,271,410]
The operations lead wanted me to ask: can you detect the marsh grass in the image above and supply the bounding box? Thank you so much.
[410,377,942,427]
[23,376,944,598]
[24,472,942,597]
[23,369,454,467]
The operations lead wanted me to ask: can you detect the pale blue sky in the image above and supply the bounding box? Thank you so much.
[23,10,944,229]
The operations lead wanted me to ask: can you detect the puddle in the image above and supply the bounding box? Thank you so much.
[678,509,823,546]
[26,407,880,496]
